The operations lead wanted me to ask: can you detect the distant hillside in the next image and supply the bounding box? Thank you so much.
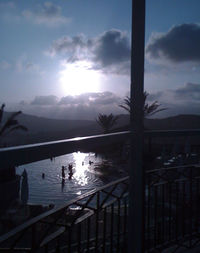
[145,115,200,130]
[2,112,95,134]
[0,112,99,146]
[113,114,200,131]
[1,112,200,147]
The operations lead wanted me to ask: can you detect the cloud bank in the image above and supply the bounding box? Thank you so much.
[11,83,200,120]
[16,92,124,120]
[146,23,200,63]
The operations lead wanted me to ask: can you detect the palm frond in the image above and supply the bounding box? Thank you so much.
[96,113,118,133]
[1,125,28,137]
[0,106,28,137]
[119,91,167,118]
[119,96,131,113]
[0,104,5,124]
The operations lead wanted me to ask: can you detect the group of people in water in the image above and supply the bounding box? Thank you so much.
[42,163,74,181]
[42,159,94,186]
[61,164,74,191]
[62,164,73,180]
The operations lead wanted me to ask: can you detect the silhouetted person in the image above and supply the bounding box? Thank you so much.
[68,164,73,179]
[68,164,73,173]
[61,178,65,191]
[62,166,65,179]
[42,173,45,179]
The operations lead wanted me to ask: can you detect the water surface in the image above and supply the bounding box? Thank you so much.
[17,152,106,206]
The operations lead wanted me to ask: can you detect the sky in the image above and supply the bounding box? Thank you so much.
[0,0,200,120]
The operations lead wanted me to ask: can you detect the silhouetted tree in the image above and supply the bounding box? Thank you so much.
[0,104,28,137]
[96,113,118,134]
[119,91,167,118]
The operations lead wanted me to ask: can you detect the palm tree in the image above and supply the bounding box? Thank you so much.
[0,104,28,207]
[0,103,28,138]
[96,113,118,134]
[0,104,28,183]
[119,91,167,118]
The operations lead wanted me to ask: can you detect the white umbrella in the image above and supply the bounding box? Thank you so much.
[21,169,29,205]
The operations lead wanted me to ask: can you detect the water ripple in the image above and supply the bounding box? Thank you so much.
[17,152,104,206]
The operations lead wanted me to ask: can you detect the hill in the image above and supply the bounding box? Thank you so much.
[0,113,200,147]
[113,114,200,131]
[145,115,200,130]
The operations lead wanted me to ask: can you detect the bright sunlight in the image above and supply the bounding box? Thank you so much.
[59,61,100,95]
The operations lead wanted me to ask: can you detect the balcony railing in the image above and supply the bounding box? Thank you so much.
[0,177,129,252]
[0,130,200,252]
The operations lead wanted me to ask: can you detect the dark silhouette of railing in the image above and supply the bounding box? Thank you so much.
[0,177,129,252]
[0,130,200,252]
[146,164,200,252]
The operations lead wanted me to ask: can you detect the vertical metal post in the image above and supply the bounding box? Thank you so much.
[129,0,145,253]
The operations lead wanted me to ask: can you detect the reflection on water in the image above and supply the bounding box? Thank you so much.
[73,152,89,186]
[17,152,104,206]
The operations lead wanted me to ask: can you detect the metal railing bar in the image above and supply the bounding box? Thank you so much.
[101,198,121,210]
[1,129,200,167]
[73,202,96,213]
[75,190,99,212]
[102,207,107,253]
[117,199,121,252]
[86,216,91,253]
[10,225,28,249]
[0,248,31,252]
[150,176,200,187]
[95,191,100,253]
[77,223,81,253]
[146,164,198,174]
[37,209,67,249]
[110,203,114,252]
[72,209,94,225]
[39,227,65,248]
[0,131,130,167]
[100,185,119,207]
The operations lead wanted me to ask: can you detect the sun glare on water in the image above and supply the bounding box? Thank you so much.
[73,152,89,186]
[59,62,100,95]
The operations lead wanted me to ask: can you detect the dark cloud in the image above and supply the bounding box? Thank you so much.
[23,2,70,26]
[48,34,88,60]
[31,95,58,105]
[146,23,200,63]
[47,29,131,74]
[93,30,130,68]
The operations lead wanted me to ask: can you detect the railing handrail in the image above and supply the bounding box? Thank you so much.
[1,129,200,168]
[0,131,130,167]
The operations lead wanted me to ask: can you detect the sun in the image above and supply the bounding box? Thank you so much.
[59,61,100,95]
